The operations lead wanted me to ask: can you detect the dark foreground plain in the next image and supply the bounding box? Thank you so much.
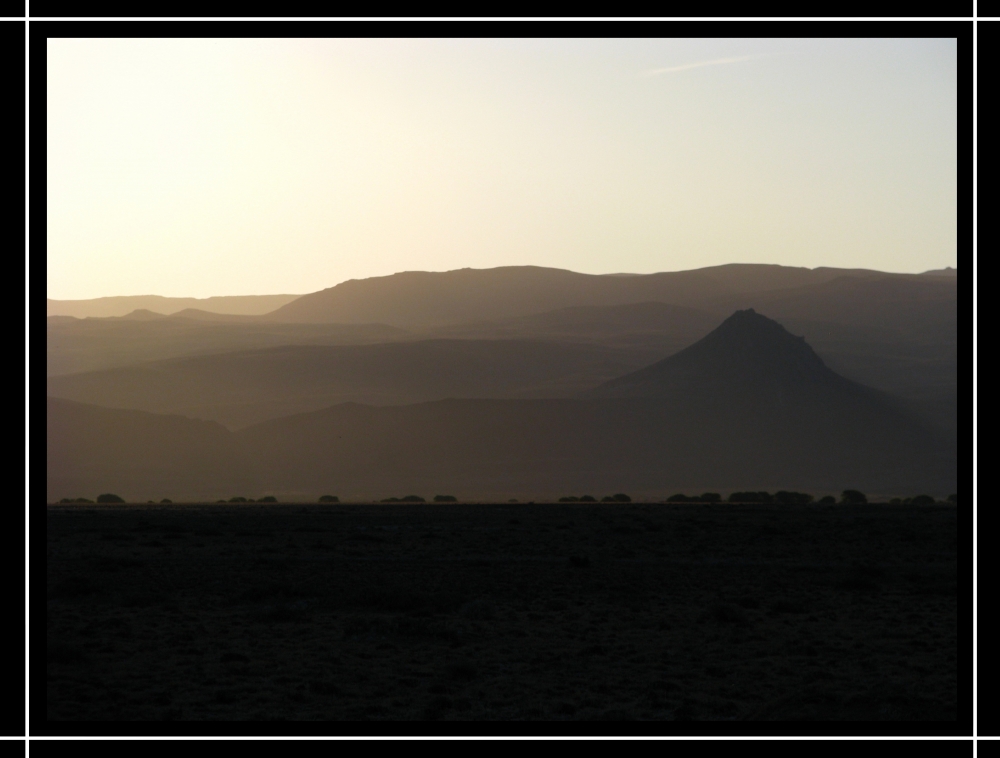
[46,502,958,722]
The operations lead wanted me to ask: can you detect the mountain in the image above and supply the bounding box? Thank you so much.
[263,264,889,327]
[46,397,259,502]
[46,293,302,319]
[46,339,658,429]
[46,317,412,377]
[592,308,886,399]
[232,310,954,499]
[429,301,718,349]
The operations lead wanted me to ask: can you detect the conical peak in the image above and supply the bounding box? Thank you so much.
[688,309,822,368]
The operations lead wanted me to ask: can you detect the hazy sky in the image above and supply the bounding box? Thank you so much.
[47,38,958,299]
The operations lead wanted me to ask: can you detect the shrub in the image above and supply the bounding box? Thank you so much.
[434,495,457,502]
[75,498,94,503]
[319,495,339,503]
[601,496,615,502]
[699,493,721,503]
[258,496,278,503]
[613,493,631,503]
[817,495,836,505]
[579,495,596,502]
[948,493,957,504]
[381,497,401,503]
[228,497,248,503]
[402,495,425,502]
[841,490,867,505]
[909,494,935,506]
[774,491,814,505]
[160,499,172,504]
[558,496,579,502]
[96,494,125,503]
[58,498,72,504]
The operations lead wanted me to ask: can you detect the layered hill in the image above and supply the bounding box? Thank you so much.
[47,397,259,502]
[263,264,893,326]
[46,293,301,319]
[46,317,411,377]
[233,310,954,499]
[46,339,657,430]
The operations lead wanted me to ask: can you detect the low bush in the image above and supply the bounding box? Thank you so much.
[841,490,868,505]
[318,495,339,503]
[228,497,248,503]
[612,493,632,503]
[96,494,125,503]
[817,495,836,505]
[402,495,426,503]
[434,495,457,502]
[258,496,278,503]
[579,495,596,502]
[160,499,172,504]
[699,492,721,503]
[558,496,579,502]
[908,495,935,506]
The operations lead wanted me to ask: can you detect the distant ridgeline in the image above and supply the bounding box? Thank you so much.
[47,306,955,502]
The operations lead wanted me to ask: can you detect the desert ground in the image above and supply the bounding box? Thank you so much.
[46,501,957,723]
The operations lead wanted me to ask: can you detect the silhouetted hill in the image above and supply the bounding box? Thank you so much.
[47,397,259,502]
[430,301,718,348]
[46,318,412,377]
[591,308,868,399]
[264,264,889,327]
[117,309,167,321]
[228,310,951,497]
[236,393,954,499]
[46,340,655,429]
[46,293,302,319]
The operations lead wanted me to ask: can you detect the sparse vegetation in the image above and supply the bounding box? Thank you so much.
[96,494,125,503]
[319,495,339,503]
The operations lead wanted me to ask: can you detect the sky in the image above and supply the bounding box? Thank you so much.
[47,38,958,300]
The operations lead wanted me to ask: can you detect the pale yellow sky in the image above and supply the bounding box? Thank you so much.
[47,38,958,299]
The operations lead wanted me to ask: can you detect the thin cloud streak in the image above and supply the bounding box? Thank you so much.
[642,54,773,76]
